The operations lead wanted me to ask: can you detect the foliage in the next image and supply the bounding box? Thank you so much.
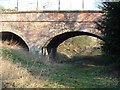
[96,2,120,57]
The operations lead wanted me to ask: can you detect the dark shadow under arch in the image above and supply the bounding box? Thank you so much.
[44,31,104,54]
[0,31,29,51]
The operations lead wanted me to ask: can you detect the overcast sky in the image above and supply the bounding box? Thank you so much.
[0,0,101,11]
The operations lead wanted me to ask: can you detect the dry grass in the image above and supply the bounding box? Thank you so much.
[0,40,22,50]
[1,56,66,88]
[1,57,45,88]
[0,40,45,88]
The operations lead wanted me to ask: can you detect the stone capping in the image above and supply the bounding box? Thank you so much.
[0,10,103,14]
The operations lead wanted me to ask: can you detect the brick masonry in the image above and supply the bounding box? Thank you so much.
[0,11,103,57]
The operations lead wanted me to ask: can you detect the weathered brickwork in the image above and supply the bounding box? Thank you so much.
[0,11,103,56]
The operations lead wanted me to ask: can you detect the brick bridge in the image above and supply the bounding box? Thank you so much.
[0,11,103,58]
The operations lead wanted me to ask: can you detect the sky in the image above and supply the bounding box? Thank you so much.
[0,0,101,11]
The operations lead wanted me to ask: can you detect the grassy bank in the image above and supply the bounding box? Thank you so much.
[1,47,119,88]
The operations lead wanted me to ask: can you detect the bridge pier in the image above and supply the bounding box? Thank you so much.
[48,48,57,60]
[42,47,57,60]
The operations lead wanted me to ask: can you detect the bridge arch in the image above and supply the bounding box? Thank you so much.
[0,31,29,51]
[43,31,104,56]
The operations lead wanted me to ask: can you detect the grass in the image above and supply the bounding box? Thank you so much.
[1,47,119,88]
[0,37,119,88]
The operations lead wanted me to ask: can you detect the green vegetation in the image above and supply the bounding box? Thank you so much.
[1,46,119,88]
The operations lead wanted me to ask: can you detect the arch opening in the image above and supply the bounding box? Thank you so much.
[44,31,104,55]
[58,35,103,58]
[0,31,29,51]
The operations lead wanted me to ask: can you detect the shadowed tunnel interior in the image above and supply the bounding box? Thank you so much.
[45,31,104,54]
[0,31,29,51]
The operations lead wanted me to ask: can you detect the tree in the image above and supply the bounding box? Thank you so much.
[96,3,120,87]
[96,2,120,57]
